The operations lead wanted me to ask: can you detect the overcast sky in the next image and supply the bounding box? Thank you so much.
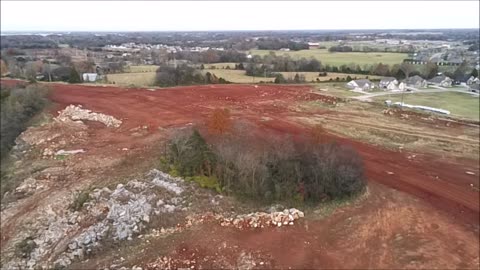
[1,1,479,32]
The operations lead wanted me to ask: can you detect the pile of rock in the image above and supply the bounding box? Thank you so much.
[56,105,122,127]
[2,206,82,270]
[15,177,44,196]
[179,208,305,231]
[146,256,196,270]
[55,171,187,268]
[24,169,185,269]
[218,208,304,229]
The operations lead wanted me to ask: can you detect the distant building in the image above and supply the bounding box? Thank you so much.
[466,76,479,85]
[279,48,290,52]
[404,75,427,88]
[379,77,399,90]
[308,42,320,49]
[428,75,453,87]
[82,73,98,82]
[346,79,375,91]
[469,84,479,93]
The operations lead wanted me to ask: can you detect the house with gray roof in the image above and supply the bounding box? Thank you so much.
[469,83,479,93]
[379,77,399,90]
[428,75,453,87]
[404,75,427,88]
[346,79,375,91]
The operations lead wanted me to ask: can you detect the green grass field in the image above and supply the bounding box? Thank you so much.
[125,65,159,73]
[106,72,156,86]
[104,64,385,87]
[313,83,364,98]
[204,69,383,84]
[203,63,237,69]
[373,92,480,120]
[249,49,408,66]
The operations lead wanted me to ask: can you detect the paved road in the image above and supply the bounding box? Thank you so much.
[353,86,479,101]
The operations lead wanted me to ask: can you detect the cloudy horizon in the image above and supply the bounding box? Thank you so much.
[1,1,479,32]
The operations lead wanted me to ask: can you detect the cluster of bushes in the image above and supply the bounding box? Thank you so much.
[273,73,306,84]
[244,64,277,77]
[328,45,354,52]
[161,126,366,203]
[1,84,48,159]
[155,64,229,86]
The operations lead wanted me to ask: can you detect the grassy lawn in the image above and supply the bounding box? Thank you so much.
[373,92,480,120]
[203,69,274,83]
[105,67,383,87]
[203,62,237,69]
[106,72,156,86]
[312,83,363,98]
[249,49,408,66]
[204,69,384,84]
[125,65,159,73]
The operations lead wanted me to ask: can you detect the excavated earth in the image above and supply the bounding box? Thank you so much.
[1,80,479,269]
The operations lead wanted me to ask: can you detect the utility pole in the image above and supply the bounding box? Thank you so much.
[400,88,405,109]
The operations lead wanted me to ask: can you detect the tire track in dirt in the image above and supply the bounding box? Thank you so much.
[319,115,479,145]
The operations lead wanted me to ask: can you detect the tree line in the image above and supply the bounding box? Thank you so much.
[1,83,48,160]
[239,53,477,80]
[155,64,229,87]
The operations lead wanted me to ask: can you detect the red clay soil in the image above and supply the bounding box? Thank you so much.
[98,183,476,270]
[2,80,479,226]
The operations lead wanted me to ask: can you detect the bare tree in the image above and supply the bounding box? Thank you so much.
[400,62,415,79]
[399,62,415,108]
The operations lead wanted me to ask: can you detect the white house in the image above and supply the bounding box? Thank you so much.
[82,73,98,82]
[404,75,428,88]
[379,77,399,90]
[466,76,479,85]
[346,79,375,91]
[428,75,453,87]
[308,42,320,49]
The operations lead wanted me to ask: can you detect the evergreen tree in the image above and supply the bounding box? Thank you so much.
[471,68,478,78]
[68,67,81,83]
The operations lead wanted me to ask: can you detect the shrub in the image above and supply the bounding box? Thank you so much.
[186,175,221,193]
[274,73,286,84]
[155,64,205,87]
[168,129,215,177]
[68,67,82,83]
[15,236,37,258]
[207,108,232,135]
[69,189,91,211]
[311,124,325,144]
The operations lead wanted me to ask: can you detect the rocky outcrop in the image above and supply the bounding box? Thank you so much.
[56,105,122,127]
[3,169,186,269]
[53,171,186,268]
